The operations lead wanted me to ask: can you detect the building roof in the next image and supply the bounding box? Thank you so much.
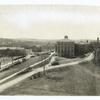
[57,39,74,43]
[0,47,25,50]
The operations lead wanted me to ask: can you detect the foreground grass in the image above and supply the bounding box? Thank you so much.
[1,61,100,95]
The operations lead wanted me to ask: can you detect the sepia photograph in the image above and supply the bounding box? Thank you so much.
[0,0,100,97]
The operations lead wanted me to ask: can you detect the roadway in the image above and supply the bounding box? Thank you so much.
[0,54,49,81]
[0,52,94,93]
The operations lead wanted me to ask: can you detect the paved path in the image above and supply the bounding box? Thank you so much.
[0,52,94,93]
[45,53,94,70]
[0,55,46,81]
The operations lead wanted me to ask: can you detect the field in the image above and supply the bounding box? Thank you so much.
[1,60,100,95]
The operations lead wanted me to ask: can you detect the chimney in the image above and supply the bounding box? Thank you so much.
[97,37,99,43]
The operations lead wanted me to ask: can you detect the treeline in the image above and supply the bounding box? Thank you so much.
[0,48,26,57]
[24,43,55,52]
[75,42,99,56]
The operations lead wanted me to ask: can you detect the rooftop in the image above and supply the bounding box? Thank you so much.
[0,47,25,50]
[58,39,74,43]
[57,35,74,43]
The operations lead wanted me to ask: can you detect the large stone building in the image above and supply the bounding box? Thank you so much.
[55,36,75,58]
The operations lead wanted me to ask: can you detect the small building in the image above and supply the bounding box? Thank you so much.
[55,36,75,58]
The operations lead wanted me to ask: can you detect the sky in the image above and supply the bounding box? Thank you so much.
[0,0,100,39]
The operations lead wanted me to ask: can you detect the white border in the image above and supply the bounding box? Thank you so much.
[0,96,100,100]
[0,0,99,5]
[0,0,100,99]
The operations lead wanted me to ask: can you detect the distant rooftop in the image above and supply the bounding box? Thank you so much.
[58,39,74,43]
[57,35,74,43]
[75,40,90,44]
[57,35,97,44]
[0,47,25,50]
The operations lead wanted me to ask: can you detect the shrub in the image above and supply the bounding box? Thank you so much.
[51,61,59,66]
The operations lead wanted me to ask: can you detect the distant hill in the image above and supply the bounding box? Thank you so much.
[0,38,96,50]
[0,38,57,51]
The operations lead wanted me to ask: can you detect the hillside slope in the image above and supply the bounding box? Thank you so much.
[1,61,100,95]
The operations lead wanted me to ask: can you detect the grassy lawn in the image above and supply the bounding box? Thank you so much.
[1,61,100,95]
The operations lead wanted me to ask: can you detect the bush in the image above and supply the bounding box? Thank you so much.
[0,49,27,57]
[51,61,59,66]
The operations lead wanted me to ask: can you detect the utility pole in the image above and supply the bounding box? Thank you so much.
[97,33,100,47]
[43,65,46,75]
[0,61,1,69]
